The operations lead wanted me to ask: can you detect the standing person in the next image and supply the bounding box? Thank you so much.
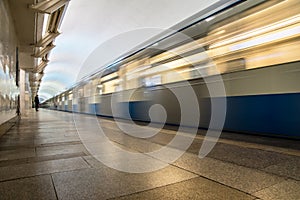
[16,95,20,115]
[34,95,40,111]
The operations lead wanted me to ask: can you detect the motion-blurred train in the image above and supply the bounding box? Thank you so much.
[43,0,300,138]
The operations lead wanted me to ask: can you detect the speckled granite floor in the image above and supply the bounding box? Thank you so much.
[0,109,299,200]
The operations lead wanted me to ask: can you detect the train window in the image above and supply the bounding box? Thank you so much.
[143,74,161,87]
[100,72,118,83]
[68,92,73,100]
[102,79,119,94]
[205,0,300,72]
[121,58,151,90]
[98,71,120,94]
[77,88,83,98]
[83,82,92,97]
[97,85,103,95]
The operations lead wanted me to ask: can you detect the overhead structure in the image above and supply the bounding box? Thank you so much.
[30,0,69,14]
[35,32,61,47]
[36,60,49,73]
[8,0,69,100]
[30,0,68,97]
[32,44,56,58]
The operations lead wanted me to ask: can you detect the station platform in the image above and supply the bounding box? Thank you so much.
[0,109,299,200]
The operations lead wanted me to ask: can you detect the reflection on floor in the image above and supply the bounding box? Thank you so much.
[0,109,299,200]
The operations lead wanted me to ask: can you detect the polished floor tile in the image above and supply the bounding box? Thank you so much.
[0,109,299,200]
[0,157,89,181]
[254,179,300,200]
[113,177,256,200]
[0,148,35,161]
[262,158,300,181]
[36,143,88,157]
[174,152,285,194]
[52,165,198,200]
[0,175,57,200]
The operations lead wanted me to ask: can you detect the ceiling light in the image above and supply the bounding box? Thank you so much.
[32,45,55,58]
[36,32,60,47]
[35,61,48,73]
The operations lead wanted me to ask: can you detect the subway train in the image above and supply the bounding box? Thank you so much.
[43,0,300,138]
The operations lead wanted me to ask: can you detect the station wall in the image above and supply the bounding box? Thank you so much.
[0,0,19,127]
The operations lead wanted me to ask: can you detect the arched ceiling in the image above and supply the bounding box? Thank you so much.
[39,0,221,100]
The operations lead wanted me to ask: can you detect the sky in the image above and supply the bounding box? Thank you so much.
[38,0,220,100]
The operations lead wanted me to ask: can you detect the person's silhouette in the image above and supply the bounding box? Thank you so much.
[34,95,40,111]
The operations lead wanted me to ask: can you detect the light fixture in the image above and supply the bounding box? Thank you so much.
[35,61,48,73]
[35,32,60,47]
[32,45,55,58]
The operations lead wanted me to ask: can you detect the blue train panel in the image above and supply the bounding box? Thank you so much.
[224,93,300,137]
[72,104,78,112]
